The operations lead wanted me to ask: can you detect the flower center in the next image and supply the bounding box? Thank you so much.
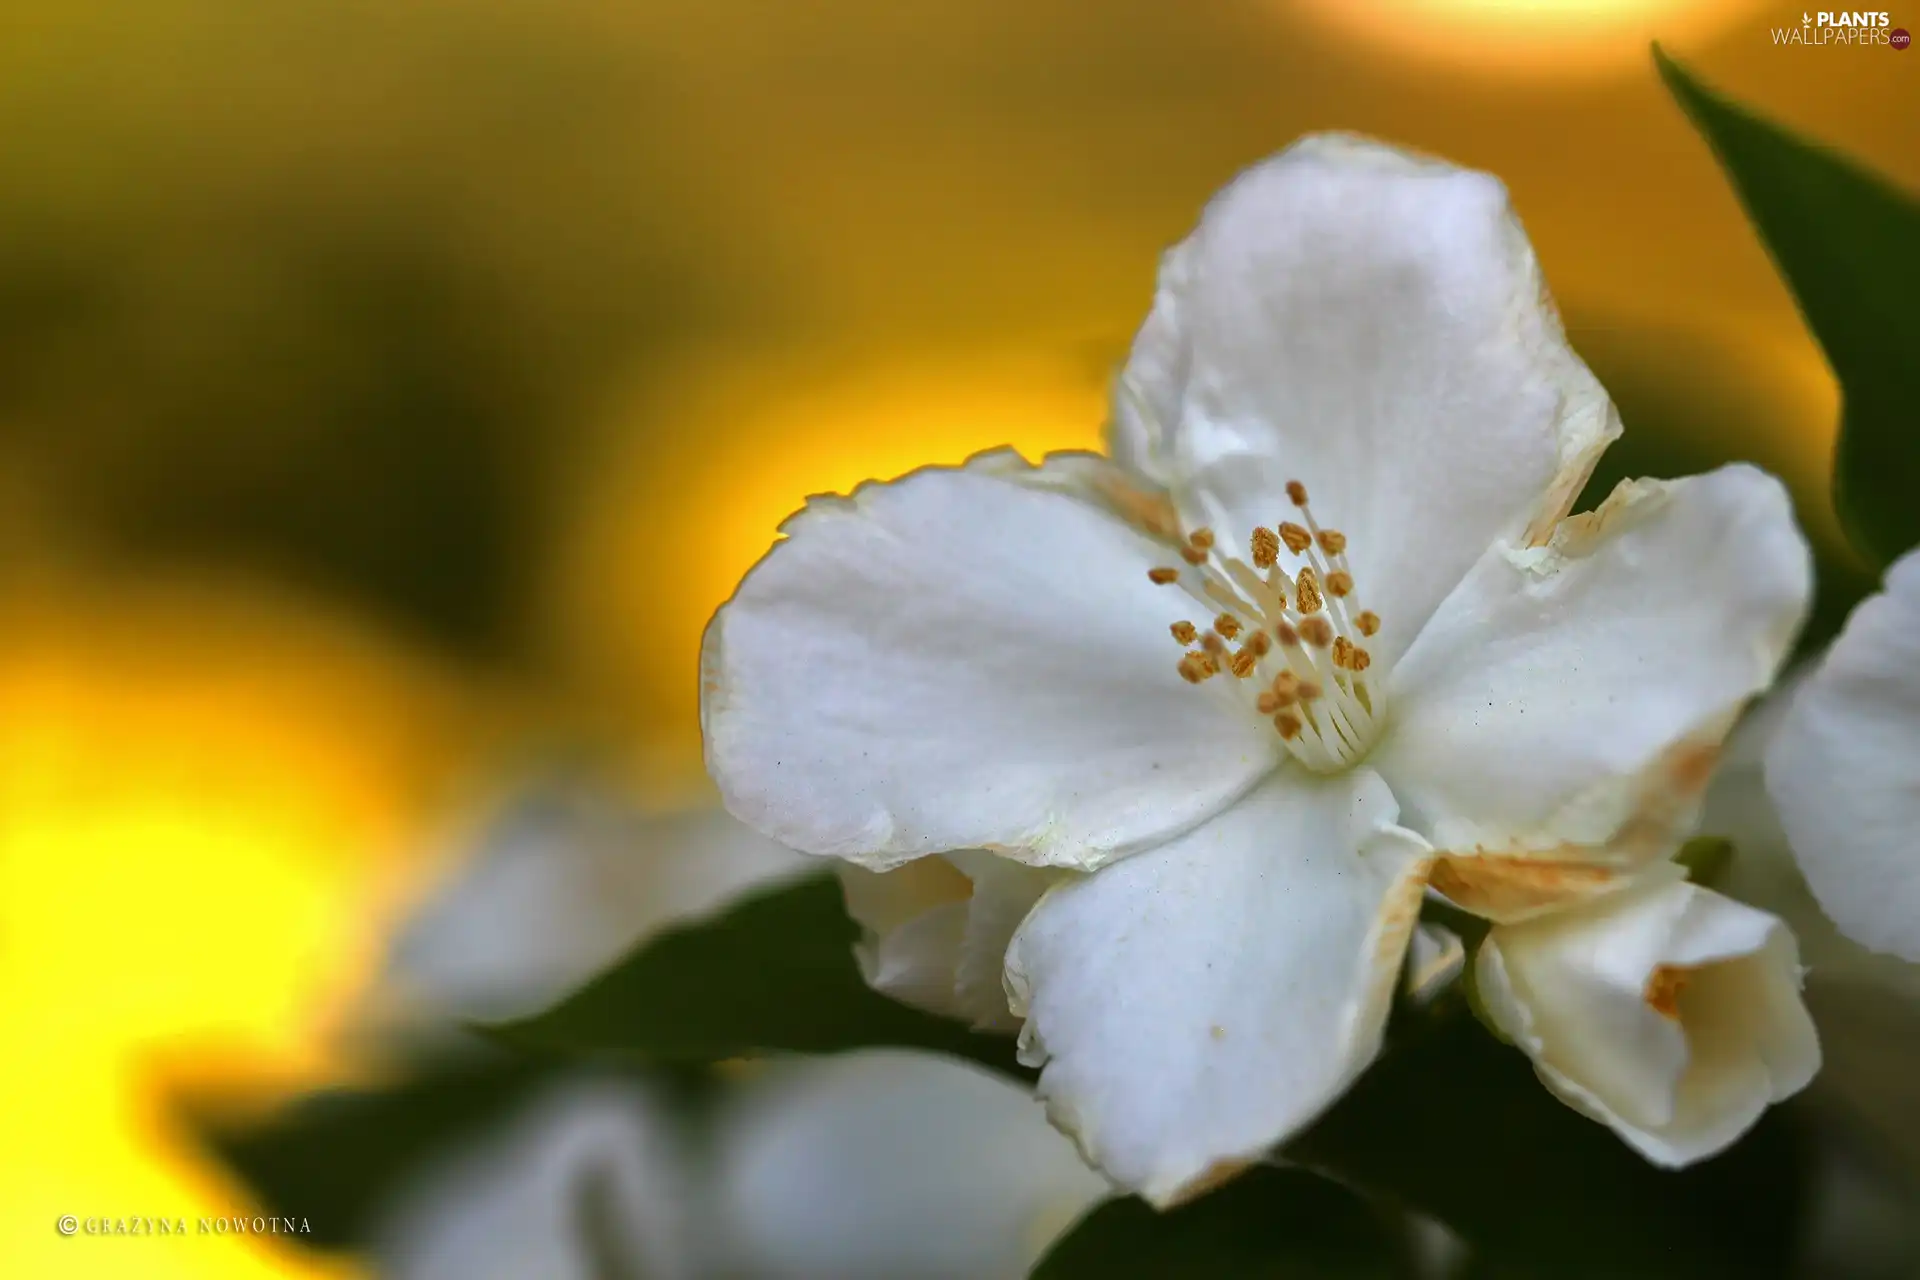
[1146,480,1385,774]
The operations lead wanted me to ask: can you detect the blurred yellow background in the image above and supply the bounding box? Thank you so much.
[1,0,1913,1274]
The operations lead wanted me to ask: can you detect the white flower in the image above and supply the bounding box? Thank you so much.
[1702,666,1920,1178]
[366,785,1110,1279]
[701,133,1812,1202]
[372,1050,1111,1280]
[1766,548,1920,963]
[1475,867,1819,1165]
[369,782,813,1029]
[839,851,1060,1034]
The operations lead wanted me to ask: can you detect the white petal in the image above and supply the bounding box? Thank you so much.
[1701,676,1920,1179]
[1117,133,1620,665]
[372,1078,696,1280]
[1405,921,1467,1005]
[1376,465,1811,860]
[1003,769,1432,1205]
[381,790,811,1026]
[1702,667,1918,988]
[839,852,1057,1032]
[711,1050,1110,1280]
[1767,548,1920,962]
[1478,876,1819,1167]
[702,451,1279,871]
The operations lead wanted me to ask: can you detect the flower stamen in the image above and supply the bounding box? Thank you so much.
[1153,477,1387,772]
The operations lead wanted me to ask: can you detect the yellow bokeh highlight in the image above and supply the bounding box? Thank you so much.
[548,347,1111,764]
[1293,0,1769,78]
[0,575,510,1278]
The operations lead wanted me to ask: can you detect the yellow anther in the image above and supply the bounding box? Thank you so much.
[1326,570,1353,598]
[1170,620,1198,645]
[1286,480,1309,506]
[1188,527,1216,550]
[1294,568,1325,616]
[1201,632,1228,656]
[1298,680,1323,702]
[1229,648,1259,678]
[1214,613,1243,640]
[1148,567,1180,584]
[1178,652,1219,683]
[1180,545,1209,566]
[1274,712,1303,739]
[1333,637,1357,670]
[1256,691,1282,714]
[1243,629,1272,657]
[1316,529,1347,556]
[1249,526,1280,569]
[1299,616,1334,647]
[1274,621,1301,647]
[1349,647,1371,673]
[1356,611,1381,637]
[1271,671,1300,697]
[1277,522,1312,555]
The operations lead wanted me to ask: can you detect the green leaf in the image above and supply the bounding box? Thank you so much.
[1655,46,1920,569]
[484,873,1027,1077]
[1291,1012,1810,1278]
[1033,1165,1410,1278]
[182,1051,559,1250]
[1675,835,1737,888]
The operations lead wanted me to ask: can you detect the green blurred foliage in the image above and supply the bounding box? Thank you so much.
[1657,49,1920,574]
[489,873,1027,1077]
[0,1,756,657]
[1034,1166,1409,1279]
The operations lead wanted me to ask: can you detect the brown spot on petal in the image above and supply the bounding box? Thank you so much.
[1429,854,1617,923]
[1644,965,1692,1021]
[1086,466,1184,541]
[1367,857,1439,1017]
[1666,742,1722,799]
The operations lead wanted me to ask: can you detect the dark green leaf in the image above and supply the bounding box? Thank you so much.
[1676,835,1736,887]
[1655,47,1920,568]
[1033,1165,1410,1278]
[484,873,1027,1077]
[182,1051,558,1250]
[1292,1012,1810,1278]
